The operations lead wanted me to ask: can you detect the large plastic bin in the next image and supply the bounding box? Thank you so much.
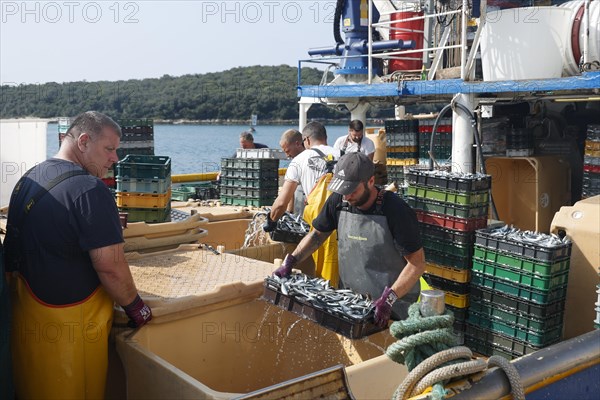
[485,156,571,233]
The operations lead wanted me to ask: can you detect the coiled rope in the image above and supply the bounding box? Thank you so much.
[386,303,525,400]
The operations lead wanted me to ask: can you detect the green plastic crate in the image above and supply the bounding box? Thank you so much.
[465,325,545,359]
[472,258,569,291]
[407,196,488,218]
[171,186,197,201]
[424,248,473,270]
[474,246,570,276]
[466,309,562,347]
[220,177,278,189]
[221,158,279,170]
[470,285,565,319]
[119,206,170,223]
[468,300,564,333]
[470,272,568,305]
[423,236,473,258]
[220,195,277,207]
[407,185,488,206]
[116,155,171,179]
[220,167,279,180]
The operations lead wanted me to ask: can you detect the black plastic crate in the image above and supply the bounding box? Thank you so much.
[385,119,418,134]
[221,157,279,171]
[420,224,475,246]
[220,186,278,199]
[475,227,572,262]
[468,300,564,333]
[465,324,545,359]
[446,305,467,322]
[423,248,473,270]
[407,196,489,219]
[116,155,171,179]
[470,272,568,305]
[261,284,383,339]
[406,169,491,192]
[220,167,279,180]
[423,273,470,294]
[469,285,565,319]
[269,227,307,244]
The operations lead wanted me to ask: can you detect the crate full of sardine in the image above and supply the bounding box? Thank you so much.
[262,274,384,339]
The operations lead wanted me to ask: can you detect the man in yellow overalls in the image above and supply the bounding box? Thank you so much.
[4,111,152,399]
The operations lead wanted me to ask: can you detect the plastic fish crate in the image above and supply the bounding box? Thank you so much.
[407,196,488,219]
[583,164,600,174]
[220,167,279,180]
[119,206,170,223]
[116,190,171,208]
[470,272,568,305]
[469,285,565,319]
[406,170,491,192]
[116,155,171,179]
[171,186,197,202]
[116,177,171,194]
[387,158,418,166]
[221,158,279,170]
[468,300,564,332]
[420,224,475,246]
[235,148,287,159]
[261,284,384,339]
[466,309,562,347]
[425,263,471,283]
[220,177,279,189]
[465,324,545,358]
[472,258,569,291]
[220,186,278,199]
[443,291,469,308]
[446,305,467,322]
[473,247,570,277]
[220,195,276,207]
[422,236,473,258]
[386,132,418,147]
[269,228,306,244]
[407,186,488,207]
[117,147,154,160]
[423,247,473,270]
[387,146,419,153]
[415,210,488,232]
[387,152,419,160]
[121,131,154,142]
[423,273,470,295]
[384,119,419,134]
[120,140,154,149]
[475,227,572,262]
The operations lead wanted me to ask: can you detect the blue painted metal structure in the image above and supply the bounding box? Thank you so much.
[297,70,600,100]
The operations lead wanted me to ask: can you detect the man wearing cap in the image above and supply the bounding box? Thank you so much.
[273,152,425,326]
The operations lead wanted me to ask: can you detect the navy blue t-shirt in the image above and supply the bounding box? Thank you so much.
[4,159,124,305]
[312,190,423,256]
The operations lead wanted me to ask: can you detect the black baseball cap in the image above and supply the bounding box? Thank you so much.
[327,152,374,195]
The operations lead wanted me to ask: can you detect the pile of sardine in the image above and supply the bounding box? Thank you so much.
[261,208,310,235]
[485,225,571,247]
[265,273,374,322]
[409,168,490,181]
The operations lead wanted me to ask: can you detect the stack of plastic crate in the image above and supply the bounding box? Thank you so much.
[467,226,572,359]
[220,154,279,207]
[405,169,491,343]
[118,119,155,160]
[418,118,452,165]
[583,124,600,198]
[596,271,600,330]
[57,117,71,145]
[384,120,419,196]
[115,155,172,223]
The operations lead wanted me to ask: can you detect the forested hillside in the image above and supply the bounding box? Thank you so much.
[0,65,354,121]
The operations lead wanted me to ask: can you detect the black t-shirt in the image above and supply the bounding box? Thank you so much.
[4,159,124,305]
[312,190,423,256]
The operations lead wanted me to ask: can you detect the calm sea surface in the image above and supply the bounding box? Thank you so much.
[46,123,349,175]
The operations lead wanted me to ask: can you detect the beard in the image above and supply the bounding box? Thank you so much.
[349,182,371,208]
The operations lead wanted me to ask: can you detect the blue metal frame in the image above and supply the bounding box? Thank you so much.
[297,71,600,99]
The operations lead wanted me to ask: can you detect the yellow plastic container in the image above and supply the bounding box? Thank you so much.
[551,195,600,340]
[116,190,172,208]
[425,263,471,283]
[387,158,418,166]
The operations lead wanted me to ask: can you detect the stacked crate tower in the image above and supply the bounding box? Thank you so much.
[418,117,452,166]
[583,124,600,198]
[405,170,491,342]
[384,120,419,196]
[467,226,572,359]
[115,155,172,223]
[220,151,279,207]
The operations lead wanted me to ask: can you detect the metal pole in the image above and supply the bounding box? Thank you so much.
[452,94,475,173]
[460,0,468,80]
[368,0,373,84]
[584,0,590,64]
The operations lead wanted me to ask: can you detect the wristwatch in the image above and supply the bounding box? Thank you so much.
[386,289,398,306]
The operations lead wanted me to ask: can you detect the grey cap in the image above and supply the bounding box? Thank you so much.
[327,152,374,195]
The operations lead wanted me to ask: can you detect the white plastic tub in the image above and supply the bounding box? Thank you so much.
[480,7,573,81]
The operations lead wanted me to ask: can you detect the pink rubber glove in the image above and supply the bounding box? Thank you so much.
[273,254,297,278]
[123,294,153,328]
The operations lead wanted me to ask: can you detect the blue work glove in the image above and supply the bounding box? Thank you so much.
[123,294,153,328]
[262,214,278,232]
[274,254,297,278]
[373,286,398,328]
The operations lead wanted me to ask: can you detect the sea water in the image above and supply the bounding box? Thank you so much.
[47,123,349,175]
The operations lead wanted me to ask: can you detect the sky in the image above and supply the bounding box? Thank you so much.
[1,0,338,84]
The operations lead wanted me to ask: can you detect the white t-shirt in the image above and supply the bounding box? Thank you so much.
[333,135,376,156]
[284,145,340,196]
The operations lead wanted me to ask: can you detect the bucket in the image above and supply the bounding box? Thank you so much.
[389,11,424,72]
[480,7,573,81]
[560,0,600,76]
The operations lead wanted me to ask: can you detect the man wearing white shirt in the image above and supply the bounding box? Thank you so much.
[333,120,376,161]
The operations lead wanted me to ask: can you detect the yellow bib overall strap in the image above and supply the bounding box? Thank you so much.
[11,275,114,399]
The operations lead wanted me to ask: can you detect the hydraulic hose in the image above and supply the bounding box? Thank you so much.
[334,0,345,45]
[428,102,499,220]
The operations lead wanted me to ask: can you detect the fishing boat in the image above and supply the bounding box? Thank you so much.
[1,0,600,398]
